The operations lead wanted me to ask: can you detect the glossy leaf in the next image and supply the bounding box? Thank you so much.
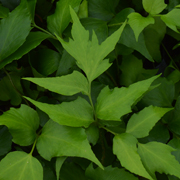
[0,0,31,63]
[57,7,126,82]
[138,142,180,179]
[23,71,89,96]
[113,133,153,180]
[56,157,66,180]
[96,75,159,121]
[36,120,103,168]
[47,0,82,37]
[0,151,43,180]
[126,105,172,138]
[25,96,94,128]
[128,12,154,41]
[0,104,39,146]
[142,0,167,15]
[85,164,138,180]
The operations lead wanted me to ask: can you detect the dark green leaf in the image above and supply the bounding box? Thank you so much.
[78,0,88,19]
[0,5,9,18]
[56,157,66,180]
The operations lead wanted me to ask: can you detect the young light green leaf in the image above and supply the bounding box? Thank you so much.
[56,7,126,82]
[0,104,39,146]
[0,0,31,63]
[161,9,180,33]
[85,164,138,180]
[23,70,89,96]
[142,0,167,15]
[0,151,43,180]
[126,106,173,138]
[138,142,180,179]
[36,120,103,169]
[24,96,94,128]
[128,12,154,41]
[96,75,160,121]
[47,0,82,37]
[113,133,153,180]
[56,157,67,180]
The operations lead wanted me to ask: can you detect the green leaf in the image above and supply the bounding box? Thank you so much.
[27,0,37,22]
[126,105,172,138]
[78,0,88,19]
[142,0,167,15]
[128,13,154,41]
[23,70,89,96]
[36,120,103,168]
[161,9,180,33]
[85,164,138,180]
[47,0,82,37]
[0,0,31,63]
[24,96,94,128]
[96,75,159,121]
[57,7,126,82]
[0,151,43,180]
[113,133,153,180]
[0,104,39,146]
[0,32,51,69]
[0,5,9,18]
[56,157,66,180]
[138,142,180,179]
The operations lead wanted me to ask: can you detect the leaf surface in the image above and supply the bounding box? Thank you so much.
[25,96,94,128]
[0,104,39,146]
[0,5,9,18]
[96,75,159,120]
[36,120,103,168]
[113,133,153,180]
[126,105,172,138]
[56,157,66,180]
[0,151,43,180]
[138,142,180,179]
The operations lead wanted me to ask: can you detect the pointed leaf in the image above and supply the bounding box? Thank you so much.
[0,104,39,146]
[25,96,94,128]
[27,0,37,22]
[142,0,167,15]
[128,13,154,41]
[96,75,159,121]
[0,0,31,63]
[47,0,82,37]
[113,133,153,180]
[78,0,88,19]
[36,120,103,168]
[56,157,67,180]
[57,7,126,82]
[126,105,172,138]
[23,71,89,96]
[138,142,180,179]
[0,151,43,180]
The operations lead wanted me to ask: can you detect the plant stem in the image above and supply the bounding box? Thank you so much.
[108,22,125,27]
[29,137,38,155]
[101,126,118,135]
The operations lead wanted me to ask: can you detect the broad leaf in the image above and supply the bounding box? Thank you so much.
[23,70,89,96]
[138,142,180,179]
[0,151,43,180]
[113,133,153,180]
[85,164,138,180]
[96,75,159,121]
[128,12,154,41]
[36,120,103,168]
[142,0,167,15]
[161,9,180,33]
[0,104,39,146]
[56,157,67,180]
[1,32,51,69]
[47,0,82,37]
[57,7,126,82]
[0,0,31,63]
[25,96,94,128]
[126,105,172,138]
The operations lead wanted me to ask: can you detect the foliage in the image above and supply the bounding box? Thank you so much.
[0,0,180,179]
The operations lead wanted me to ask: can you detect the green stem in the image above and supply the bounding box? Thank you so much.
[29,137,38,155]
[101,125,118,135]
[108,22,127,27]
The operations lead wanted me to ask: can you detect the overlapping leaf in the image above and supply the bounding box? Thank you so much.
[36,120,103,168]
[57,7,126,82]
[0,151,43,180]
[23,71,89,96]
[138,142,180,179]
[0,104,39,146]
[25,96,94,128]
[126,105,172,138]
[96,75,159,121]
[113,133,153,180]
[56,157,67,180]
